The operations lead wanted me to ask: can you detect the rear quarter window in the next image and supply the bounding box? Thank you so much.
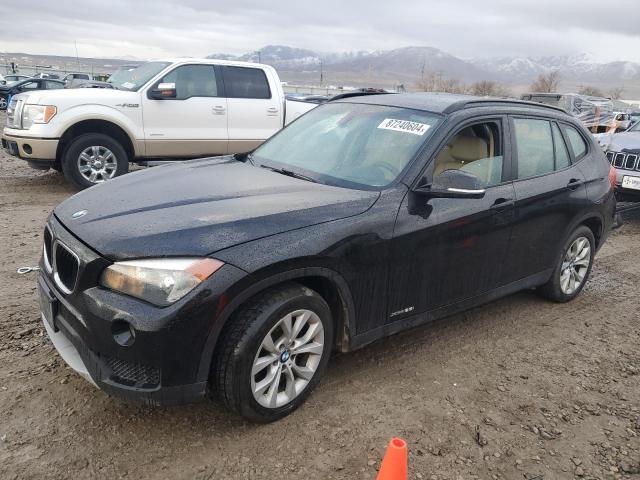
[562,125,588,161]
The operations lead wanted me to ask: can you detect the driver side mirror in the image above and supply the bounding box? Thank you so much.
[413,169,486,199]
[148,82,176,100]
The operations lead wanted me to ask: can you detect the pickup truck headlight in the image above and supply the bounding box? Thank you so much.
[22,105,57,129]
[100,258,224,306]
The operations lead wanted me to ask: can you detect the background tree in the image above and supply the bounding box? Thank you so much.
[529,70,561,93]
[469,80,511,97]
[608,86,624,100]
[578,85,605,97]
[416,71,466,94]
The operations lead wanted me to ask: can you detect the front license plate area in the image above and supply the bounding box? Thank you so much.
[621,175,640,191]
[38,278,58,332]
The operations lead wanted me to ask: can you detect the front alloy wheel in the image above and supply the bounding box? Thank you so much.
[213,283,333,423]
[251,309,324,408]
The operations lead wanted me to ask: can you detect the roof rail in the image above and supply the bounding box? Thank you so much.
[442,98,567,114]
[328,91,394,102]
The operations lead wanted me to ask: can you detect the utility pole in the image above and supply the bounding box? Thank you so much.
[257,50,261,63]
[75,41,80,66]
[320,59,324,85]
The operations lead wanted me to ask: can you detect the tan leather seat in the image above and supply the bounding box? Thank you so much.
[434,135,489,176]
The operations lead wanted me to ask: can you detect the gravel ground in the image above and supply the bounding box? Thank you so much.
[0,110,639,480]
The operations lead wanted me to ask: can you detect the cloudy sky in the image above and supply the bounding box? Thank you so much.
[1,0,639,62]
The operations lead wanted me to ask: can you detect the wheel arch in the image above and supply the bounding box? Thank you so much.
[196,266,357,383]
[56,119,136,164]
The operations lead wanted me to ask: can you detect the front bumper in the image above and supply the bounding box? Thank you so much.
[1,133,58,162]
[615,169,640,201]
[39,215,248,406]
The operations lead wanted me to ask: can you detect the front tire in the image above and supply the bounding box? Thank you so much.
[538,226,595,302]
[213,283,333,423]
[61,133,129,189]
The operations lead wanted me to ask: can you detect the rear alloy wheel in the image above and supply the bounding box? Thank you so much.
[62,133,129,189]
[0,96,7,110]
[213,283,333,423]
[538,225,595,302]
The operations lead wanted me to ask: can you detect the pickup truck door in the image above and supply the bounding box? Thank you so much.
[221,65,283,153]
[142,63,228,157]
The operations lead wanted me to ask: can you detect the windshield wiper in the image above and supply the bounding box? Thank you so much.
[260,164,319,183]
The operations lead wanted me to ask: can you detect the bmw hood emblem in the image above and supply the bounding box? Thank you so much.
[72,210,88,219]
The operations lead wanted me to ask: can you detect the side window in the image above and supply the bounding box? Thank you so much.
[513,118,554,179]
[552,123,570,170]
[19,82,39,91]
[46,81,64,90]
[159,65,218,100]
[433,121,504,188]
[562,125,588,161]
[223,66,271,99]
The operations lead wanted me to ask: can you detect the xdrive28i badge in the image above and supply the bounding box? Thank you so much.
[72,210,88,219]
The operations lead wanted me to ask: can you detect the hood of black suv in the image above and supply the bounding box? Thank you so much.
[54,157,379,260]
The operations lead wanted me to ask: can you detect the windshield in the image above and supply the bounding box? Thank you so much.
[629,120,640,132]
[253,102,440,189]
[107,62,169,91]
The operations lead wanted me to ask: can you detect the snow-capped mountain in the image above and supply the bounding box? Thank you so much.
[207,45,640,92]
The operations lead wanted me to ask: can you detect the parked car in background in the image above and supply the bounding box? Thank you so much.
[2,59,318,188]
[522,93,616,133]
[1,74,31,86]
[597,120,640,201]
[72,80,115,89]
[37,93,615,422]
[62,73,91,85]
[0,78,65,110]
[34,73,61,80]
[613,112,632,132]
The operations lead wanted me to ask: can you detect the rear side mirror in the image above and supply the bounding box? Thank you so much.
[148,82,176,100]
[414,169,486,199]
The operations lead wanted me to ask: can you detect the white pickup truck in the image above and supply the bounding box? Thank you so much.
[1,59,316,188]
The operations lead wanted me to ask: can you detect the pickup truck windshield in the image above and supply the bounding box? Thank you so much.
[253,102,440,189]
[108,62,169,91]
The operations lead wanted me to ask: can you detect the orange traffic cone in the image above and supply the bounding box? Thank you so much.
[376,437,408,480]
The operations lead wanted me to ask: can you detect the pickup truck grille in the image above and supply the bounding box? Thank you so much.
[607,151,640,171]
[6,97,23,128]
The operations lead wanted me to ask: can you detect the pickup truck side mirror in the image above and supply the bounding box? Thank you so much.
[148,82,177,100]
[413,169,486,199]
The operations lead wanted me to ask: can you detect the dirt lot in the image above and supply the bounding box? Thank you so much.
[0,111,639,480]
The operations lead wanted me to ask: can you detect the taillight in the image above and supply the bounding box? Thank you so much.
[608,165,617,189]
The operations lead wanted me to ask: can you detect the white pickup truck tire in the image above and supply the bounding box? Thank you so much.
[62,133,129,189]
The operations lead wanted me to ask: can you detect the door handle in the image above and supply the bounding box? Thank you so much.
[490,198,514,210]
[567,178,585,190]
[212,106,226,115]
[267,106,279,114]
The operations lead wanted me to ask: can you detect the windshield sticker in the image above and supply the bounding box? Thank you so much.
[377,118,431,136]
[121,81,136,89]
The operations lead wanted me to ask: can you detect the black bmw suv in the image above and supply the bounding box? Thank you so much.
[38,93,616,422]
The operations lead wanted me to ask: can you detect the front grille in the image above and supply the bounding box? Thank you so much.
[104,356,160,388]
[43,226,53,272]
[54,242,79,293]
[607,151,640,171]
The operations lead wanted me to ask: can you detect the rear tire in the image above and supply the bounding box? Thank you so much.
[212,283,333,423]
[61,133,129,189]
[537,225,595,303]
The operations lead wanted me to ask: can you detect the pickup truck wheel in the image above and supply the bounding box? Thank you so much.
[212,283,333,423]
[62,133,129,189]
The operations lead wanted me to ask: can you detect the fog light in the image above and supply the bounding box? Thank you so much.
[112,320,136,347]
[23,144,32,155]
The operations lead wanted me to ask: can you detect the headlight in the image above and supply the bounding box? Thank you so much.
[22,105,56,129]
[100,258,224,306]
